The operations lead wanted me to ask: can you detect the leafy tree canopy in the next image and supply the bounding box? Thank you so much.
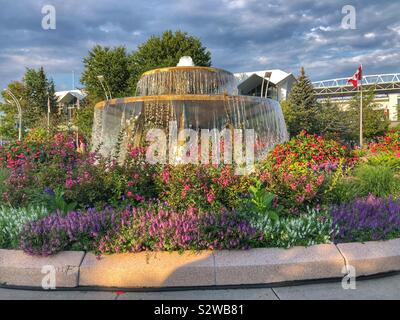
[0,81,26,140]
[23,67,57,129]
[80,45,130,102]
[128,30,212,93]
[0,67,57,140]
[347,88,390,141]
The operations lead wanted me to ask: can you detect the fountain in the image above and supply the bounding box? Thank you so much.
[92,57,288,162]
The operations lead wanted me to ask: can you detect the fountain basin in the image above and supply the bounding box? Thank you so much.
[92,94,288,161]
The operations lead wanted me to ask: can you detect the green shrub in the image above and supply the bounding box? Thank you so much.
[0,168,8,196]
[329,164,400,203]
[259,131,357,213]
[367,152,400,172]
[239,179,282,221]
[156,164,250,212]
[327,177,360,204]
[354,164,399,197]
[0,206,49,249]
[248,207,333,248]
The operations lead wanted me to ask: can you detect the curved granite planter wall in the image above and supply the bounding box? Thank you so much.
[1,239,400,289]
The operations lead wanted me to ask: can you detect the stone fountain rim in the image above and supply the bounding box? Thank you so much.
[94,94,277,109]
[141,65,234,76]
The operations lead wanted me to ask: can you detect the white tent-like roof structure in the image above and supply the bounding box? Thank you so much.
[235,69,293,86]
[55,90,87,104]
[234,69,296,100]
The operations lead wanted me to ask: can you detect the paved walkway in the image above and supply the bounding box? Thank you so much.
[1,273,400,300]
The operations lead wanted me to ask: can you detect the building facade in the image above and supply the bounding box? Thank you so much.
[234,70,296,101]
[54,90,87,125]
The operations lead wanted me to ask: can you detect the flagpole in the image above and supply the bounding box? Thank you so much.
[47,94,51,135]
[359,65,363,150]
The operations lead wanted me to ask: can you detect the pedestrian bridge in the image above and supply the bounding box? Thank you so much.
[313,73,400,98]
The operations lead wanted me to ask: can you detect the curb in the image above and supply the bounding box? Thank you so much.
[0,250,85,288]
[1,239,400,289]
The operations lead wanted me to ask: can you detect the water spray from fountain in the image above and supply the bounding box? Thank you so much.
[92,57,288,163]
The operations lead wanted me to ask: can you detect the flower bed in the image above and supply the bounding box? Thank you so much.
[258,130,357,212]
[331,195,400,243]
[0,130,399,256]
[20,205,262,256]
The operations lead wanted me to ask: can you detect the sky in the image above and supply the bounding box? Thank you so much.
[0,0,399,92]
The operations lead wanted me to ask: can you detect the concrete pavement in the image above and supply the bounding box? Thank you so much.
[1,273,400,300]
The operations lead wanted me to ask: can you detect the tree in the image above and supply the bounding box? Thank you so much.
[282,67,319,136]
[80,46,130,101]
[347,88,390,141]
[0,68,58,140]
[23,67,57,129]
[73,97,95,141]
[0,81,26,140]
[314,99,354,142]
[128,30,212,93]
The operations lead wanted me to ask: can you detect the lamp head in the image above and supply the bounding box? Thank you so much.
[264,72,272,79]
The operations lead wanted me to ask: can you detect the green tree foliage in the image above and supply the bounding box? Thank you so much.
[0,81,28,140]
[128,30,212,92]
[73,98,94,141]
[347,88,390,141]
[23,67,57,129]
[315,99,354,142]
[1,68,57,140]
[80,46,130,101]
[282,67,319,136]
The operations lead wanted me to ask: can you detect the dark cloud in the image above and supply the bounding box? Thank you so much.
[0,0,399,91]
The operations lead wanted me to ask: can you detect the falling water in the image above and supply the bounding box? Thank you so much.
[92,63,288,161]
[136,67,238,96]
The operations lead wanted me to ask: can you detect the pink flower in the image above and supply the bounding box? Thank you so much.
[259,171,271,182]
[206,191,215,203]
[161,169,170,184]
[65,178,75,189]
[316,175,325,186]
[296,195,305,203]
[127,191,133,198]
[134,194,144,202]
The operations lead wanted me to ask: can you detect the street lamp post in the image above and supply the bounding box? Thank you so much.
[3,89,22,141]
[97,75,112,100]
[260,72,272,99]
[47,93,51,135]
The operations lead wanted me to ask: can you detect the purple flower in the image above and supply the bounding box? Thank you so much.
[20,204,263,256]
[331,195,400,243]
[44,187,55,197]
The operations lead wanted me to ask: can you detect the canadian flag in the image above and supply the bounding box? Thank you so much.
[347,65,363,88]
